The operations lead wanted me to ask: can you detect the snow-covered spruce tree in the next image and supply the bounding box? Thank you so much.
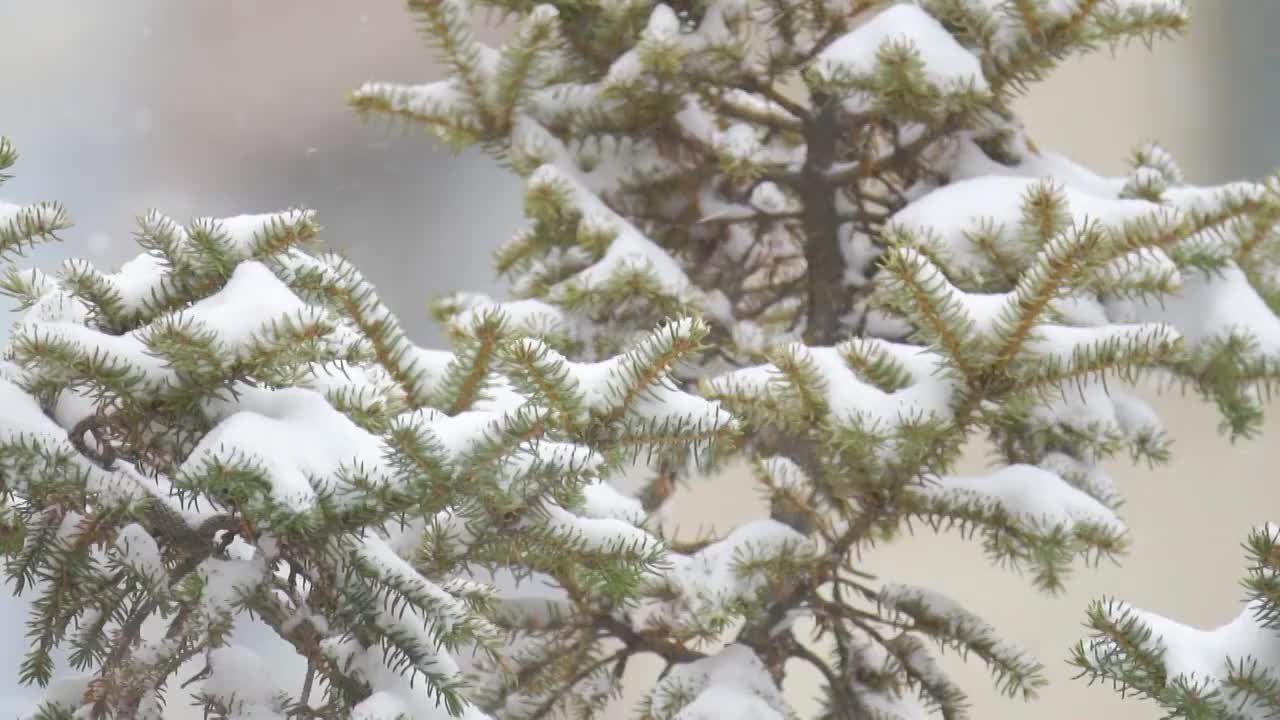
[340,0,1280,717]
[0,139,729,718]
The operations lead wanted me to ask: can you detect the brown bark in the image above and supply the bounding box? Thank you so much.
[801,93,847,346]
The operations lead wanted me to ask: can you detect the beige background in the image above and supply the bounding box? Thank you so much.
[0,2,1274,718]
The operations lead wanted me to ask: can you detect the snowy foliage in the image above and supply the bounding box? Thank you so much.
[0,138,736,717]
[4,0,1280,718]
[347,0,1280,717]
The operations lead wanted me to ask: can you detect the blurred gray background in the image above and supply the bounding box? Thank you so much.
[0,1,521,344]
[1,1,1277,718]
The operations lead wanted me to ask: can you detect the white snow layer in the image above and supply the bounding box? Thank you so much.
[924,464,1124,535]
[187,386,391,513]
[813,5,987,94]
[530,165,694,301]
[944,0,1188,54]
[891,175,1280,356]
[659,519,814,624]
[651,644,790,720]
